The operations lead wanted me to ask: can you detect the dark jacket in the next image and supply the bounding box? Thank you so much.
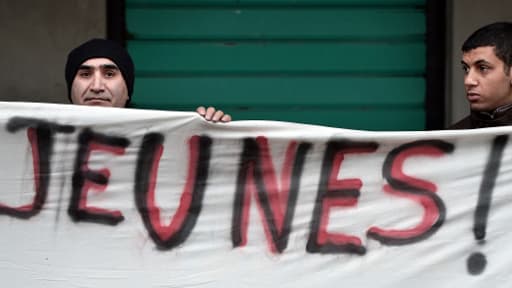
[450,105,512,129]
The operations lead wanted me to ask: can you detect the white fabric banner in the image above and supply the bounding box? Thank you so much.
[0,102,511,287]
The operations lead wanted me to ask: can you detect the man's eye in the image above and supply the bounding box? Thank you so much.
[104,70,116,77]
[461,66,469,74]
[78,71,91,77]
[479,65,489,72]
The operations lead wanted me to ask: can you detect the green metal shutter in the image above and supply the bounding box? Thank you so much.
[126,0,426,131]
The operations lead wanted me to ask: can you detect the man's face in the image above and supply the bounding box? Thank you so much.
[462,46,512,112]
[70,58,129,107]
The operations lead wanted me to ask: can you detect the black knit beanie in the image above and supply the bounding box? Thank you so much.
[65,38,135,104]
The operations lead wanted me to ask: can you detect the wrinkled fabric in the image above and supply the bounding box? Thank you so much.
[0,102,511,288]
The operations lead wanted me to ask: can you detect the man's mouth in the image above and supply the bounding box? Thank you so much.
[467,92,480,102]
[84,97,111,105]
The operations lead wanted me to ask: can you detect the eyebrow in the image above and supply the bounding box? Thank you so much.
[78,64,119,70]
[461,59,492,66]
[101,64,119,70]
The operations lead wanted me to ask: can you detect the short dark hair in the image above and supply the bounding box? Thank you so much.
[462,22,512,70]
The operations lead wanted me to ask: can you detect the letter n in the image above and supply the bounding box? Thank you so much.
[232,137,311,253]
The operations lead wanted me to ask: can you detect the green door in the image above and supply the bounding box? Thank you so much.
[126,0,426,130]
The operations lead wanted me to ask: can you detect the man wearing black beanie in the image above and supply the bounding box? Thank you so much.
[65,38,231,122]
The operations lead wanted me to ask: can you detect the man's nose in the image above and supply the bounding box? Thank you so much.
[464,70,478,87]
[90,73,105,92]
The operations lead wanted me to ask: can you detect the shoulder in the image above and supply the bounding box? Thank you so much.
[448,115,472,129]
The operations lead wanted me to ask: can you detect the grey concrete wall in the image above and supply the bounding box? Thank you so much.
[0,0,106,104]
[447,0,512,126]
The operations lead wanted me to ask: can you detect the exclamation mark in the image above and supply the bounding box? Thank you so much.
[467,134,508,275]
